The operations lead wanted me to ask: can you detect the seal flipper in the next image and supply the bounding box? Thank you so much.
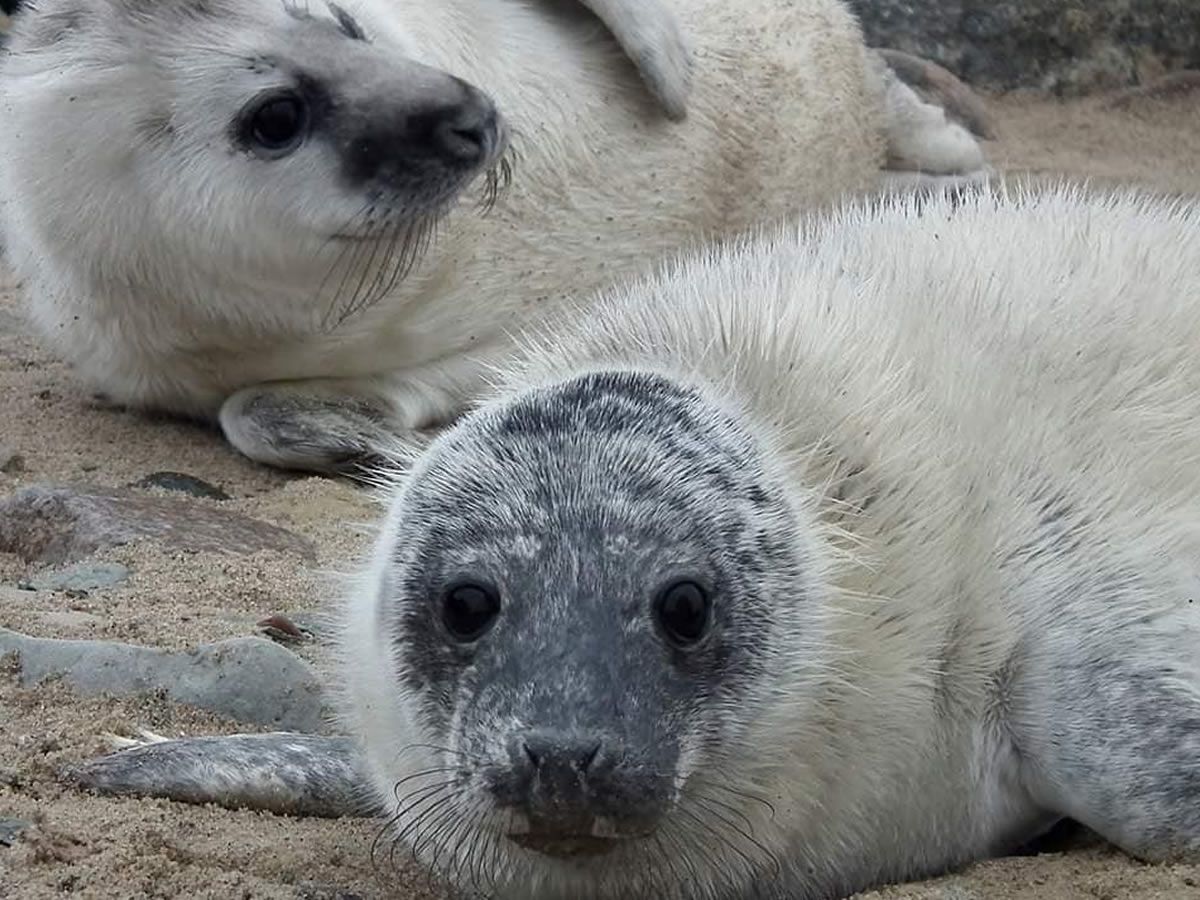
[573,0,694,121]
[67,732,371,819]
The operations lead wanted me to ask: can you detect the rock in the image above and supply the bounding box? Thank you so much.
[0,446,24,475]
[23,562,131,594]
[0,628,328,731]
[0,484,315,565]
[133,472,231,502]
[851,1,1200,94]
[0,817,31,848]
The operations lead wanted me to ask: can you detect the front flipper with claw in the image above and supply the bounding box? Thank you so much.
[67,732,371,819]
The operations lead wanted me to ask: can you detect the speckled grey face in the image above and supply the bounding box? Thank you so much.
[384,370,806,862]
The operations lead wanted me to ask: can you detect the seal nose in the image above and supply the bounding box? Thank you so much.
[430,88,498,166]
[339,80,501,187]
[485,728,671,836]
[521,733,604,780]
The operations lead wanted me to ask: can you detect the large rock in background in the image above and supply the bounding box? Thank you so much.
[850,1,1200,93]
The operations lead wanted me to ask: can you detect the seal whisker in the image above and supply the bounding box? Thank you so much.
[406,788,470,867]
[327,217,387,326]
[371,777,460,870]
[317,201,379,330]
[479,806,512,895]
[356,215,409,308]
[475,150,514,215]
[657,815,722,899]
[386,784,460,873]
[688,794,782,877]
[470,807,508,897]
[390,766,465,794]
[394,742,487,764]
[674,801,772,885]
[340,211,392,324]
[687,777,779,822]
[683,789,763,843]
[430,791,482,874]
[444,796,489,888]
[327,212,441,329]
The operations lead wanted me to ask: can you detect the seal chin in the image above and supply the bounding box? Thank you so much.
[508,833,630,859]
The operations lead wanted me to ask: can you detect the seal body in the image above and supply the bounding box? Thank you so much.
[332,184,1200,898]
[72,185,1200,896]
[0,0,983,473]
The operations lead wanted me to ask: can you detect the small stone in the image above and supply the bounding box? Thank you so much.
[295,884,365,900]
[0,484,315,565]
[0,627,328,731]
[0,818,31,848]
[256,614,315,645]
[26,561,131,594]
[133,472,231,501]
[0,447,25,475]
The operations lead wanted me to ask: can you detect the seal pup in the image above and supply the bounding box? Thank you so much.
[0,0,987,475]
[73,184,1200,898]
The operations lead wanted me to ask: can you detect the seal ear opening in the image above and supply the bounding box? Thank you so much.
[0,0,22,18]
[571,0,694,121]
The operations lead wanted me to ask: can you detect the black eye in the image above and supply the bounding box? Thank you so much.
[441,581,502,642]
[241,91,309,158]
[654,580,712,647]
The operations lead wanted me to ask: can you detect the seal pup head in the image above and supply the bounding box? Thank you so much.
[343,368,838,898]
[0,0,509,323]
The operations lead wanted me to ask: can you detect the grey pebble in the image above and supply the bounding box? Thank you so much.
[22,561,131,593]
[0,818,31,848]
[296,884,365,900]
[0,446,24,475]
[0,484,315,565]
[0,628,328,731]
[133,471,231,501]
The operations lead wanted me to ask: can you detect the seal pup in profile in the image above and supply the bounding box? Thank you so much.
[0,0,986,475]
[74,184,1200,898]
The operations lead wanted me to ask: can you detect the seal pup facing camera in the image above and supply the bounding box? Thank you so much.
[74,184,1200,899]
[0,0,987,475]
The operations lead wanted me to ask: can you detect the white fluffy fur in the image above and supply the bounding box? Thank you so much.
[340,183,1200,897]
[0,0,985,470]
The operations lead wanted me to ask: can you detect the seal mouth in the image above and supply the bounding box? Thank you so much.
[508,833,626,858]
[327,133,512,244]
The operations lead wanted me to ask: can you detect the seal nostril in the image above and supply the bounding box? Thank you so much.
[579,741,602,774]
[522,741,542,770]
[434,114,490,163]
[518,733,605,778]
